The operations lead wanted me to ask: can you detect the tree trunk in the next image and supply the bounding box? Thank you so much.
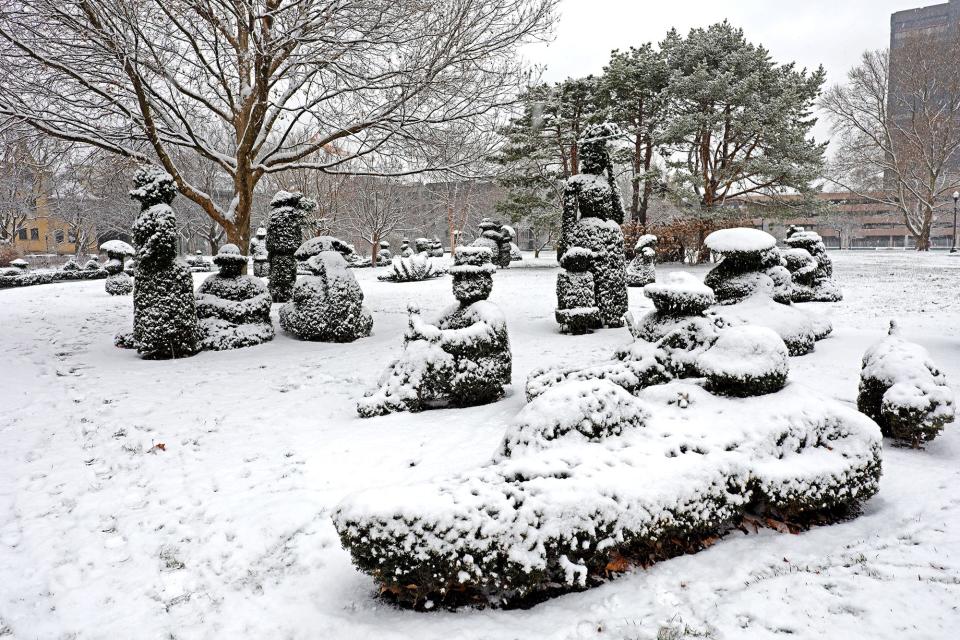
[371,235,379,266]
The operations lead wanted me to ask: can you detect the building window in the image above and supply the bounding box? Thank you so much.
[68,231,77,243]
[54,230,65,243]
[30,228,39,240]
[17,228,27,241]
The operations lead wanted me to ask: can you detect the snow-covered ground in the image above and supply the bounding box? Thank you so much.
[1,251,959,639]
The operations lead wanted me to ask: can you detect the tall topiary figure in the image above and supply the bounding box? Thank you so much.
[266,191,307,303]
[557,123,628,329]
[249,226,269,277]
[121,167,200,359]
[783,226,842,302]
[626,234,657,287]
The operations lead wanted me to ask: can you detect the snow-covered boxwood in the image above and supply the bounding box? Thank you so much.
[704,228,792,304]
[555,248,601,334]
[101,240,136,296]
[334,378,882,608]
[195,244,274,350]
[783,227,842,302]
[279,251,373,342]
[697,325,789,397]
[118,167,200,359]
[378,253,445,282]
[625,234,657,287]
[358,247,511,417]
[266,191,309,303]
[857,321,954,447]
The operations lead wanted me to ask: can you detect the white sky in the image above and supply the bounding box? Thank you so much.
[523,0,934,143]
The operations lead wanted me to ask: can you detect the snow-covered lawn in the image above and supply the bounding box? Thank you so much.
[1,251,959,639]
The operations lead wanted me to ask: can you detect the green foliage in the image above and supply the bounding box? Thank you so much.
[659,22,826,208]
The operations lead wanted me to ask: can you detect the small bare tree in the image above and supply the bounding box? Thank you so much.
[343,177,408,265]
[821,34,960,250]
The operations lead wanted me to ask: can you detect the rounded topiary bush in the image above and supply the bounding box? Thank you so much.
[697,325,789,397]
[195,244,274,350]
[555,247,601,334]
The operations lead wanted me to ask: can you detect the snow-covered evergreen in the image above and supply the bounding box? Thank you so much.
[195,244,274,351]
[249,226,269,277]
[118,166,200,359]
[783,226,843,302]
[471,218,512,268]
[266,190,308,303]
[625,233,657,287]
[555,247,601,334]
[557,123,628,329]
[100,240,135,296]
[703,228,791,304]
[278,251,373,342]
[858,321,954,447]
[358,247,511,416]
[377,253,445,282]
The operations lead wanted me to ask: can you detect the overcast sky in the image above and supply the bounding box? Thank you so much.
[523,0,933,144]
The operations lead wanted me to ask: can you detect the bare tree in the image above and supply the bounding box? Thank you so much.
[343,177,409,264]
[0,0,556,253]
[821,35,960,250]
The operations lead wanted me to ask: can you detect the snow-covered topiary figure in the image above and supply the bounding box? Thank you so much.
[250,226,269,277]
[471,218,512,268]
[185,250,212,272]
[399,238,413,258]
[503,225,523,262]
[377,253,445,282]
[335,371,882,607]
[195,244,274,351]
[61,258,80,272]
[414,237,431,254]
[119,166,200,359]
[557,123,628,329]
[857,321,954,447]
[704,228,791,304]
[555,247,601,334]
[625,233,657,287]
[82,258,101,271]
[358,246,511,417]
[697,325,789,397]
[294,235,358,264]
[376,240,393,265]
[279,250,373,342]
[713,295,832,357]
[266,190,308,302]
[783,226,842,302]
[429,237,445,258]
[627,271,716,346]
[100,240,135,296]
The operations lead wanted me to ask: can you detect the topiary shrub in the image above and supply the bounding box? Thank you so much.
[185,250,212,272]
[195,244,274,350]
[279,250,373,342]
[555,248,601,334]
[556,123,628,329]
[377,253,445,282]
[120,166,200,359]
[266,190,308,303]
[857,321,954,447]
[100,240,135,296]
[334,376,882,608]
[250,226,269,277]
[783,226,842,302]
[697,325,789,397]
[61,258,81,272]
[358,247,511,417]
[625,234,657,287]
[703,228,790,304]
[471,219,512,268]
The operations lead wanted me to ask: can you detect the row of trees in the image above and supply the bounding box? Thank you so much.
[495,21,827,256]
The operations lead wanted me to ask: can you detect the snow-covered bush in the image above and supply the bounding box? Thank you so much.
[61,258,80,272]
[557,123,628,329]
[697,326,789,397]
[414,237,431,254]
[195,244,274,351]
[335,378,882,607]
[101,240,135,296]
[250,226,269,276]
[714,295,832,356]
[82,258,101,271]
[471,219,512,268]
[704,228,791,304]
[857,321,954,447]
[555,248,601,334]
[429,237,445,258]
[358,247,511,417]
[503,225,522,262]
[185,250,212,272]
[626,234,657,287]
[377,253,445,282]
[627,271,717,352]
[294,235,358,263]
[279,251,373,342]
[119,166,200,359]
[376,240,393,265]
[783,226,842,302]
[266,190,308,302]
